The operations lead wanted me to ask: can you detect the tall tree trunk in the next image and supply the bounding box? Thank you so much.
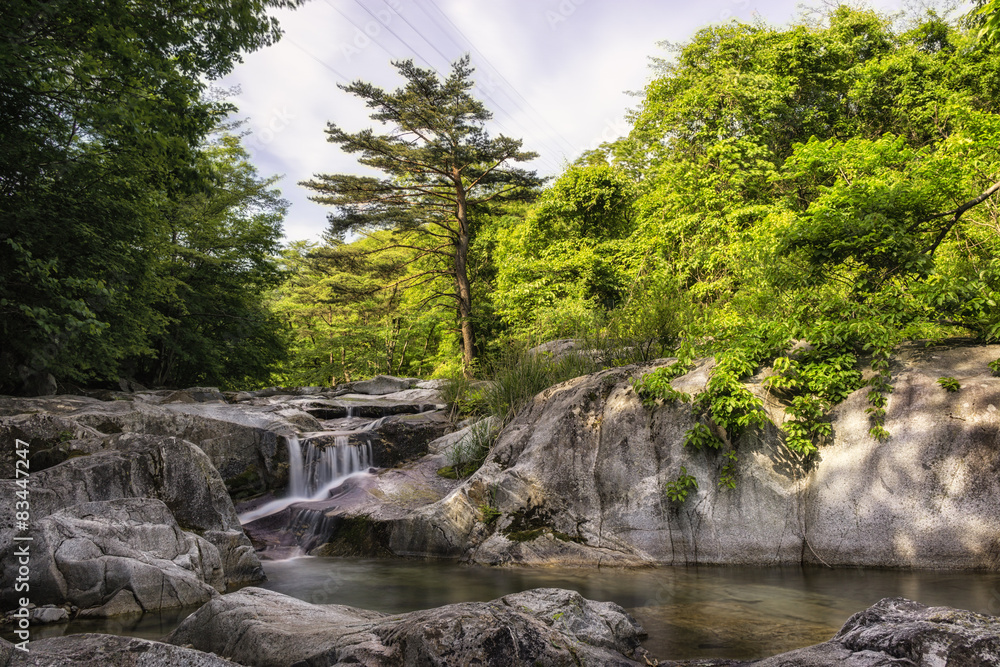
[454,186,475,377]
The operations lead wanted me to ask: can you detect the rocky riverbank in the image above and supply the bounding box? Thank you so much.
[1,347,999,664]
[2,593,998,666]
[312,344,1000,569]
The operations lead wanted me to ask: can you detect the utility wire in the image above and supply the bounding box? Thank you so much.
[287,38,351,83]
[379,0,564,172]
[421,0,581,160]
[323,0,403,64]
[309,0,564,173]
[351,0,441,73]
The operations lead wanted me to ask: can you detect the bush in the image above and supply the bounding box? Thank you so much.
[445,419,498,478]
[481,346,599,425]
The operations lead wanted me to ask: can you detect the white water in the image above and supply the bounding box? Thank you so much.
[239,431,374,524]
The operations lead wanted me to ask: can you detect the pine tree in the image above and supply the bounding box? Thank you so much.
[301,56,543,374]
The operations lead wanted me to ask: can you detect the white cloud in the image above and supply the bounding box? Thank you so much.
[220,0,912,243]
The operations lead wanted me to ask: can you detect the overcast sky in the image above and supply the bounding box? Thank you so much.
[221,0,917,243]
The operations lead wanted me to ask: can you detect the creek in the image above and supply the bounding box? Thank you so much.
[13,396,1000,661]
[24,558,1000,661]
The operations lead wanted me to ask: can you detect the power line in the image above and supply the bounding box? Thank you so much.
[323,0,404,64]
[351,0,441,73]
[287,38,351,83]
[301,0,564,173]
[387,1,565,171]
[421,0,580,160]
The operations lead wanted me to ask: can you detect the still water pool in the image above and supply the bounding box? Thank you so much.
[256,558,1000,661]
[27,558,1000,661]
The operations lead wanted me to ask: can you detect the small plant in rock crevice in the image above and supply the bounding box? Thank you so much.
[937,376,961,392]
[666,466,698,502]
[442,419,498,479]
[478,484,502,524]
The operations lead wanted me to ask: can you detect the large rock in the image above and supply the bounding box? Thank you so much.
[329,343,1000,568]
[741,597,1000,666]
[0,395,316,495]
[165,586,647,666]
[342,375,419,396]
[28,498,223,615]
[2,634,241,666]
[0,434,263,614]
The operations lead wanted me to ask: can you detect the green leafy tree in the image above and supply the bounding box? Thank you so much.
[301,56,543,375]
[493,163,636,339]
[0,0,297,392]
[273,236,450,385]
[137,132,289,388]
[614,8,1000,463]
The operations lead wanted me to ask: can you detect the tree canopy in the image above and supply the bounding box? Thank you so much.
[0,0,296,392]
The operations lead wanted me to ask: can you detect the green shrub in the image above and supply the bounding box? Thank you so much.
[446,419,498,478]
[666,466,698,502]
[937,376,961,392]
[480,346,599,425]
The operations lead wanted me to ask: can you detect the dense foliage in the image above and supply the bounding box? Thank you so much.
[0,0,295,392]
[281,9,1000,487]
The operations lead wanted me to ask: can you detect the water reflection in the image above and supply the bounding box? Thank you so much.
[14,560,1000,662]
[259,559,1000,661]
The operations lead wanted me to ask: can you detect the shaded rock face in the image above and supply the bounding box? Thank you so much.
[0,396,303,495]
[2,634,241,666]
[29,498,223,615]
[0,435,263,615]
[165,586,647,667]
[0,379,448,499]
[361,410,450,467]
[339,344,1000,569]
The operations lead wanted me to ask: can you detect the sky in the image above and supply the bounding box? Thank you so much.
[221,0,917,244]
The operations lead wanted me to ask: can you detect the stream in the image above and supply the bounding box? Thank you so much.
[23,558,1000,661]
[15,408,1000,661]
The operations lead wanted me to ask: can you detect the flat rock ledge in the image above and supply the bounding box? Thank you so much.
[165,586,648,667]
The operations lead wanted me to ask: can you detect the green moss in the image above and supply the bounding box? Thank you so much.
[436,465,460,479]
[226,465,264,501]
[313,515,393,557]
[506,527,546,542]
[501,505,586,544]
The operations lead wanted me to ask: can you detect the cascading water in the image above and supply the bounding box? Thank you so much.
[297,436,373,498]
[239,432,374,524]
[287,434,306,498]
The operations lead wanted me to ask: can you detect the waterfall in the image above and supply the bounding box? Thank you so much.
[297,436,373,498]
[287,434,306,498]
[239,433,374,524]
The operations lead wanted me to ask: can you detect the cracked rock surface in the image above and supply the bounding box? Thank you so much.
[2,633,241,666]
[0,434,262,615]
[334,344,1000,568]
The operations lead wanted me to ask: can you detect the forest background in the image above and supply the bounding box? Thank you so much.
[3,1,1000,436]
